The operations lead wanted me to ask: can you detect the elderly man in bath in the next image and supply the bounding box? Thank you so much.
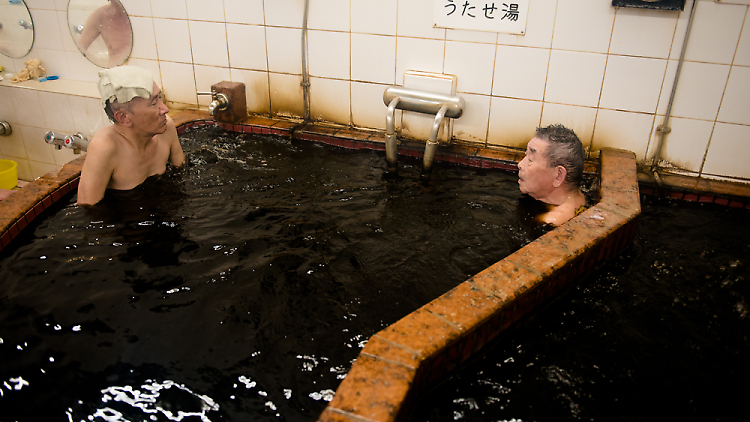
[77,66,185,205]
[517,124,587,226]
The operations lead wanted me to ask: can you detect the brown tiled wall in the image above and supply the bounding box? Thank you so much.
[0,156,84,255]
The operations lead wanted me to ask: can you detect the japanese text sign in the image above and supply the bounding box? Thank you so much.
[433,0,529,34]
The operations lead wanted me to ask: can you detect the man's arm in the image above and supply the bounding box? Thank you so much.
[78,9,104,51]
[77,134,117,205]
[165,116,185,167]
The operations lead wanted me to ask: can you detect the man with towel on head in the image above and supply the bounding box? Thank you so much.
[77,66,185,205]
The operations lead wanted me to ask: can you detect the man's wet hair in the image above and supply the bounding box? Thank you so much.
[535,124,585,188]
[103,98,135,123]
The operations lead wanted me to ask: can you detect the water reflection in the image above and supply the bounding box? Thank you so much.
[75,379,219,422]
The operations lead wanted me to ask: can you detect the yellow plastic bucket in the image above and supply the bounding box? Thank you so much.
[0,159,18,190]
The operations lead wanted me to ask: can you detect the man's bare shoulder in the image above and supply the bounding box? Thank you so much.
[87,126,122,156]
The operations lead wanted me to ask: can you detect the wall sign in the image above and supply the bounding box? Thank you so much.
[433,0,530,35]
[612,0,685,11]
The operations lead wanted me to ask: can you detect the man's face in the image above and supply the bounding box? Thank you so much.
[125,82,169,135]
[517,137,558,200]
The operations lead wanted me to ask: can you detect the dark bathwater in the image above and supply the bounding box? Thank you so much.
[0,126,539,421]
[414,196,750,421]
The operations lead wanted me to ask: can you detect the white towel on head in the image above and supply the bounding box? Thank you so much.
[98,66,153,108]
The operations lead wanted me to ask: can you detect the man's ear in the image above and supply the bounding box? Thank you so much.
[113,109,130,126]
[552,165,567,188]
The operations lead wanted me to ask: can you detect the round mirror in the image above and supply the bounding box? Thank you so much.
[68,0,133,68]
[0,0,35,59]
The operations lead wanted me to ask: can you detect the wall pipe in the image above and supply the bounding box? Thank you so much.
[385,97,401,172]
[382,86,464,179]
[301,0,311,121]
[650,0,697,176]
[422,105,450,177]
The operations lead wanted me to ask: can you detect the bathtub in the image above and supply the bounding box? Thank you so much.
[0,110,640,421]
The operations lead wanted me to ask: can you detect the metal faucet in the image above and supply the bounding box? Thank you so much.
[0,122,11,137]
[64,133,89,154]
[197,91,229,116]
[44,131,66,150]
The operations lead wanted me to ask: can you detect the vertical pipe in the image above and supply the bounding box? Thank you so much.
[650,0,697,173]
[301,0,311,121]
[422,105,449,178]
[385,97,400,172]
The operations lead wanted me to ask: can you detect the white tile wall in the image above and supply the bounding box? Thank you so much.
[308,0,350,32]
[599,55,666,113]
[544,50,607,107]
[444,41,496,95]
[265,27,302,74]
[717,66,750,125]
[159,61,197,105]
[150,0,187,20]
[195,65,231,107]
[447,28,497,44]
[120,0,152,17]
[230,68,271,114]
[592,109,654,160]
[669,61,730,121]
[651,116,713,172]
[227,24,268,71]
[352,0,397,36]
[268,73,304,117]
[224,0,265,25]
[4,0,749,183]
[264,0,304,28]
[351,34,396,85]
[20,125,55,163]
[452,93,490,144]
[52,0,68,11]
[487,97,543,148]
[31,9,65,50]
[68,95,109,134]
[153,18,193,63]
[25,0,55,11]
[10,89,45,128]
[0,87,20,123]
[186,0,225,22]
[497,0,557,48]
[685,0,745,64]
[129,16,159,60]
[351,81,388,130]
[0,128,28,160]
[309,77,350,124]
[702,123,750,179]
[734,9,750,66]
[307,30,350,80]
[127,58,162,88]
[397,0,446,40]
[57,10,78,53]
[540,103,598,150]
[610,7,678,59]
[552,0,615,54]
[39,91,75,134]
[189,21,229,67]
[493,45,549,101]
[395,38,446,85]
[670,0,695,61]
